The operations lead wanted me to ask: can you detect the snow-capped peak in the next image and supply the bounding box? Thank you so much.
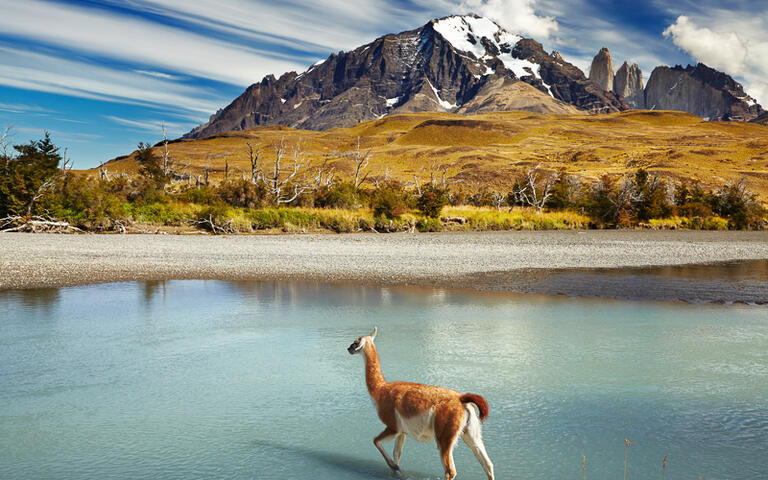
[432,15,548,94]
[433,15,520,61]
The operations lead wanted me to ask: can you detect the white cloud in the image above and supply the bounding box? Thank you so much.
[663,16,747,74]
[104,116,192,136]
[108,0,414,52]
[0,0,305,87]
[456,0,559,39]
[0,46,224,114]
[0,102,52,114]
[663,14,767,105]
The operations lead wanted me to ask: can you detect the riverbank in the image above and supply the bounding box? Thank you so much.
[2,231,768,303]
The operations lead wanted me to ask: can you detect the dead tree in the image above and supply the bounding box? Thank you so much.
[263,138,309,205]
[347,136,372,189]
[514,164,553,213]
[314,154,335,188]
[1,125,12,167]
[490,192,507,212]
[0,215,82,233]
[246,142,262,184]
[161,122,172,177]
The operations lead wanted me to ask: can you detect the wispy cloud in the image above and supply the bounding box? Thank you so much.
[104,115,192,136]
[134,70,183,81]
[15,127,103,143]
[106,0,424,52]
[0,102,53,114]
[0,0,307,86]
[0,46,225,114]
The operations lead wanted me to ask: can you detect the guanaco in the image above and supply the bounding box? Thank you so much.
[348,327,494,480]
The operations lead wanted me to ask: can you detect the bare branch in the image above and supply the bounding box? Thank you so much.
[262,137,310,205]
[348,136,372,189]
[246,142,262,184]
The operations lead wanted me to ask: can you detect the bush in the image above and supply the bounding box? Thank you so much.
[0,132,63,216]
[41,174,127,229]
[416,185,448,218]
[372,183,408,219]
[416,217,443,232]
[710,179,764,229]
[216,179,268,209]
[315,182,361,209]
[177,186,215,205]
[632,169,672,221]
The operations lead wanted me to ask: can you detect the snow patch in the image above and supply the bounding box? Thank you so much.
[433,15,521,62]
[426,79,457,110]
[434,15,546,83]
[280,98,286,104]
[499,55,538,79]
[386,97,399,107]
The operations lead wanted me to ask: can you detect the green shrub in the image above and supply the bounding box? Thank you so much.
[703,216,729,230]
[0,132,63,216]
[129,202,186,225]
[416,185,448,218]
[216,179,268,209]
[42,174,129,229]
[372,183,408,219]
[315,182,361,209]
[416,217,443,232]
[177,186,215,205]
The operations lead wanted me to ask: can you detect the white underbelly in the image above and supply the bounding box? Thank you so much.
[395,408,435,441]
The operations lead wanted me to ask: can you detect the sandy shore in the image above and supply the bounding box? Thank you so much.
[2,231,768,303]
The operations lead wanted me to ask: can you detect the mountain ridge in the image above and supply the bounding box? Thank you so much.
[186,14,764,139]
[184,14,626,139]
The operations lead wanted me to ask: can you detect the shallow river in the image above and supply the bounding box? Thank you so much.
[1,281,767,479]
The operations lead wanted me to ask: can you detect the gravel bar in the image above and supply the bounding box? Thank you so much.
[2,231,768,302]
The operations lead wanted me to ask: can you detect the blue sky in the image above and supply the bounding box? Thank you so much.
[1,0,765,168]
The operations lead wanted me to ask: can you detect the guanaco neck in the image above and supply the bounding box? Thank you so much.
[363,342,386,396]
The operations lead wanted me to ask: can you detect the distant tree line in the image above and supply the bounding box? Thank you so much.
[1,130,765,233]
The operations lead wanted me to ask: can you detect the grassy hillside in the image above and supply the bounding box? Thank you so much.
[97,110,768,199]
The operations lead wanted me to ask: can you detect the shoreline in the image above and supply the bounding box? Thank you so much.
[2,231,768,303]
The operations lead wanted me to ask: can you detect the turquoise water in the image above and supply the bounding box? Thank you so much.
[1,281,767,479]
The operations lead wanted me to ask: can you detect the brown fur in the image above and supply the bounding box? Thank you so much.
[360,340,491,479]
[460,393,489,422]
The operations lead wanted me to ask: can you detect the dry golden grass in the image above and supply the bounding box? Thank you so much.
[95,110,768,199]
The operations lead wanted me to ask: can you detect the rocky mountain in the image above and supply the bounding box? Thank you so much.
[582,46,763,121]
[185,14,626,139]
[751,111,768,126]
[588,47,614,92]
[614,61,644,108]
[645,63,763,121]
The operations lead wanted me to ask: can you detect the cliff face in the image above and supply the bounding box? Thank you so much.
[185,15,627,139]
[589,47,614,92]
[614,62,644,108]
[512,40,627,113]
[645,63,763,121]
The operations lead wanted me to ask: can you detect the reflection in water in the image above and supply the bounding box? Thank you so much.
[0,288,60,315]
[141,280,167,304]
[471,259,768,304]
[1,280,767,480]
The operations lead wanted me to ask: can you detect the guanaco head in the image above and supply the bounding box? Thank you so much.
[348,327,377,355]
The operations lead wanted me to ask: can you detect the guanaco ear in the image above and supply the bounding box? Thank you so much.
[370,326,377,340]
